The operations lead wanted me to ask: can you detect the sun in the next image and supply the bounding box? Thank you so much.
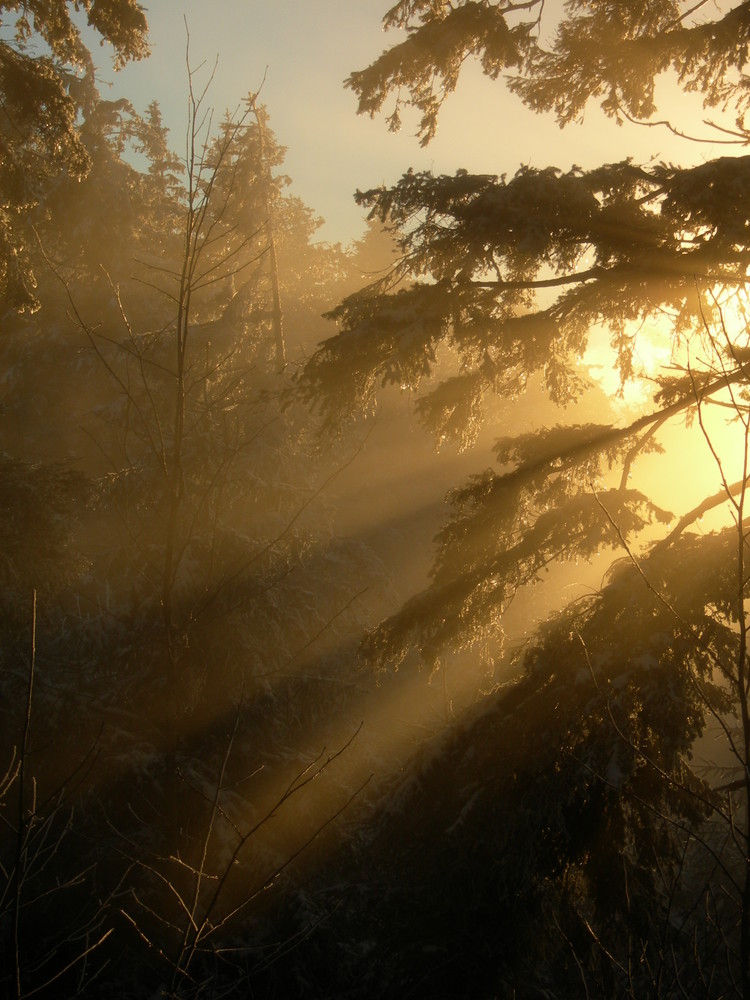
[581,302,750,530]
[583,322,675,413]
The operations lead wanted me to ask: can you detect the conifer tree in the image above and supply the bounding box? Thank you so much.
[296,2,750,995]
[0,0,148,312]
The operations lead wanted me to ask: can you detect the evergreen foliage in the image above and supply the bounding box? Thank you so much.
[293,1,750,996]
[0,0,148,312]
[12,1,750,996]
[0,9,394,998]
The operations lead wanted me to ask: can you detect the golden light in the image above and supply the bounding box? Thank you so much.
[583,322,675,412]
[582,284,750,537]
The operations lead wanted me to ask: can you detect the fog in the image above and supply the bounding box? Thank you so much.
[5,2,750,998]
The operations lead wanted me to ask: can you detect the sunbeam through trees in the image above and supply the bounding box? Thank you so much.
[5,1,750,998]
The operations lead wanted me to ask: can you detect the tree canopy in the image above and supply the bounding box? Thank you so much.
[12,2,750,996]
[0,0,149,311]
[293,2,750,996]
[0,20,400,996]
[301,0,750,659]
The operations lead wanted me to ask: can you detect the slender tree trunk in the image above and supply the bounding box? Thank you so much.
[268,228,285,372]
[734,423,750,999]
[159,112,196,848]
[11,590,36,998]
[255,106,286,372]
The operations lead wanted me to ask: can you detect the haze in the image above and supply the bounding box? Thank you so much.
[4,2,750,998]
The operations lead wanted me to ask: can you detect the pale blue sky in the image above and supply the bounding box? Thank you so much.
[89,1,725,245]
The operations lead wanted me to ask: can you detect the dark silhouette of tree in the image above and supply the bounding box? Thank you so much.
[295,3,750,997]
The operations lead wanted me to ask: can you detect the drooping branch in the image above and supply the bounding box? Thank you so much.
[494,368,749,492]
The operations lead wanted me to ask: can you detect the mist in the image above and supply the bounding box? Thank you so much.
[6,3,750,999]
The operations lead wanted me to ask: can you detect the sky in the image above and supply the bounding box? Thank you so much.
[85,0,733,247]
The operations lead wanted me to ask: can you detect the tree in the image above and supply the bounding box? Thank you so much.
[0,24,399,987]
[0,0,148,313]
[296,2,750,996]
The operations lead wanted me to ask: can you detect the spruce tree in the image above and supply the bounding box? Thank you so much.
[296,3,750,995]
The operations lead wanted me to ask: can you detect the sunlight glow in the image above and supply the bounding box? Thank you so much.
[583,288,750,536]
[583,323,675,412]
